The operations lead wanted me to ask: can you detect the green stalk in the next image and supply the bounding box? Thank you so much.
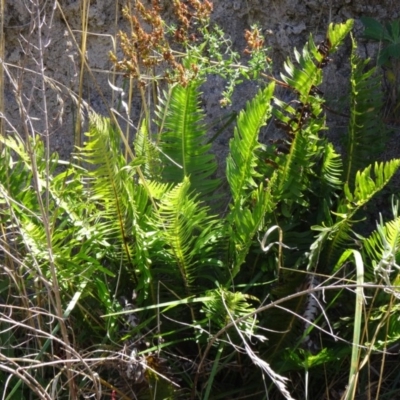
[345,250,364,400]
[203,345,224,400]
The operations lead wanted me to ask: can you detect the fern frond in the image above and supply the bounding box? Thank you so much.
[134,119,162,179]
[277,122,324,208]
[80,113,136,225]
[320,142,343,191]
[225,83,276,277]
[156,177,219,293]
[364,217,400,267]
[0,132,117,294]
[78,113,153,286]
[349,160,400,206]
[281,39,323,98]
[145,180,173,200]
[363,204,400,285]
[271,21,352,211]
[157,81,219,197]
[0,135,40,213]
[226,82,275,203]
[311,160,400,270]
[279,19,352,102]
[298,141,343,227]
[202,287,256,334]
[343,35,386,188]
[327,20,354,52]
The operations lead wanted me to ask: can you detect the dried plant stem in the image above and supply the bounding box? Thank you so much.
[0,0,4,139]
[75,0,90,147]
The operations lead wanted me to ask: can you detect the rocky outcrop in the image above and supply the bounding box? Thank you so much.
[2,1,397,160]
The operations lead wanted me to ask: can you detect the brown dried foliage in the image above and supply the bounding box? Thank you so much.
[110,0,213,87]
[244,26,264,55]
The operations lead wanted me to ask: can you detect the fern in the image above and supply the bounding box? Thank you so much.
[0,135,40,216]
[0,132,116,295]
[227,82,275,202]
[271,22,352,214]
[154,176,221,294]
[347,160,400,205]
[343,35,386,188]
[4,15,400,400]
[280,38,323,99]
[276,119,325,209]
[327,20,354,51]
[320,142,343,191]
[157,81,219,197]
[202,286,257,334]
[363,204,400,285]
[279,19,353,102]
[226,82,275,277]
[311,160,400,270]
[78,113,153,290]
[134,119,162,179]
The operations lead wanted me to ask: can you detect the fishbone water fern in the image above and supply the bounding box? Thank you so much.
[226,81,276,277]
[344,35,387,188]
[156,81,220,198]
[270,21,353,212]
[3,14,400,400]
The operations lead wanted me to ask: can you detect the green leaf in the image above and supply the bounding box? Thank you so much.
[155,177,220,293]
[327,19,354,52]
[360,17,388,41]
[320,142,343,190]
[226,83,275,277]
[352,161,400,205]
[385,42,400,60]
[157,81,220,197]
[134,119,162,179]
[227,82,275,202]
[343,35,386,188]
[312,160,400,270]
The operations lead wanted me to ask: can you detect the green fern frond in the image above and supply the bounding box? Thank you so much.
[271,22,352,211]
[305,142,343,225]
[279,20,352,102]
[327,20,354,52]
[311,160,400,270]
[277,123,323,208]
[0,136,39,213]
[225,83,275,277]
[146,180,173,200]
[156,176,219,293]
[78,113,154,286]
[134,119,162,179]
[227,82,275,203]
[80,114,135,228]
[320,142,343,191]
[230,172,280,279]
[344,35,386,188]
[0,133,116,292]
[363,203,400,284]
[281,39,323,98]
[202,287,256,334]
[157,81,219,197]
[348,160,400,206]
[364,217,400,266]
